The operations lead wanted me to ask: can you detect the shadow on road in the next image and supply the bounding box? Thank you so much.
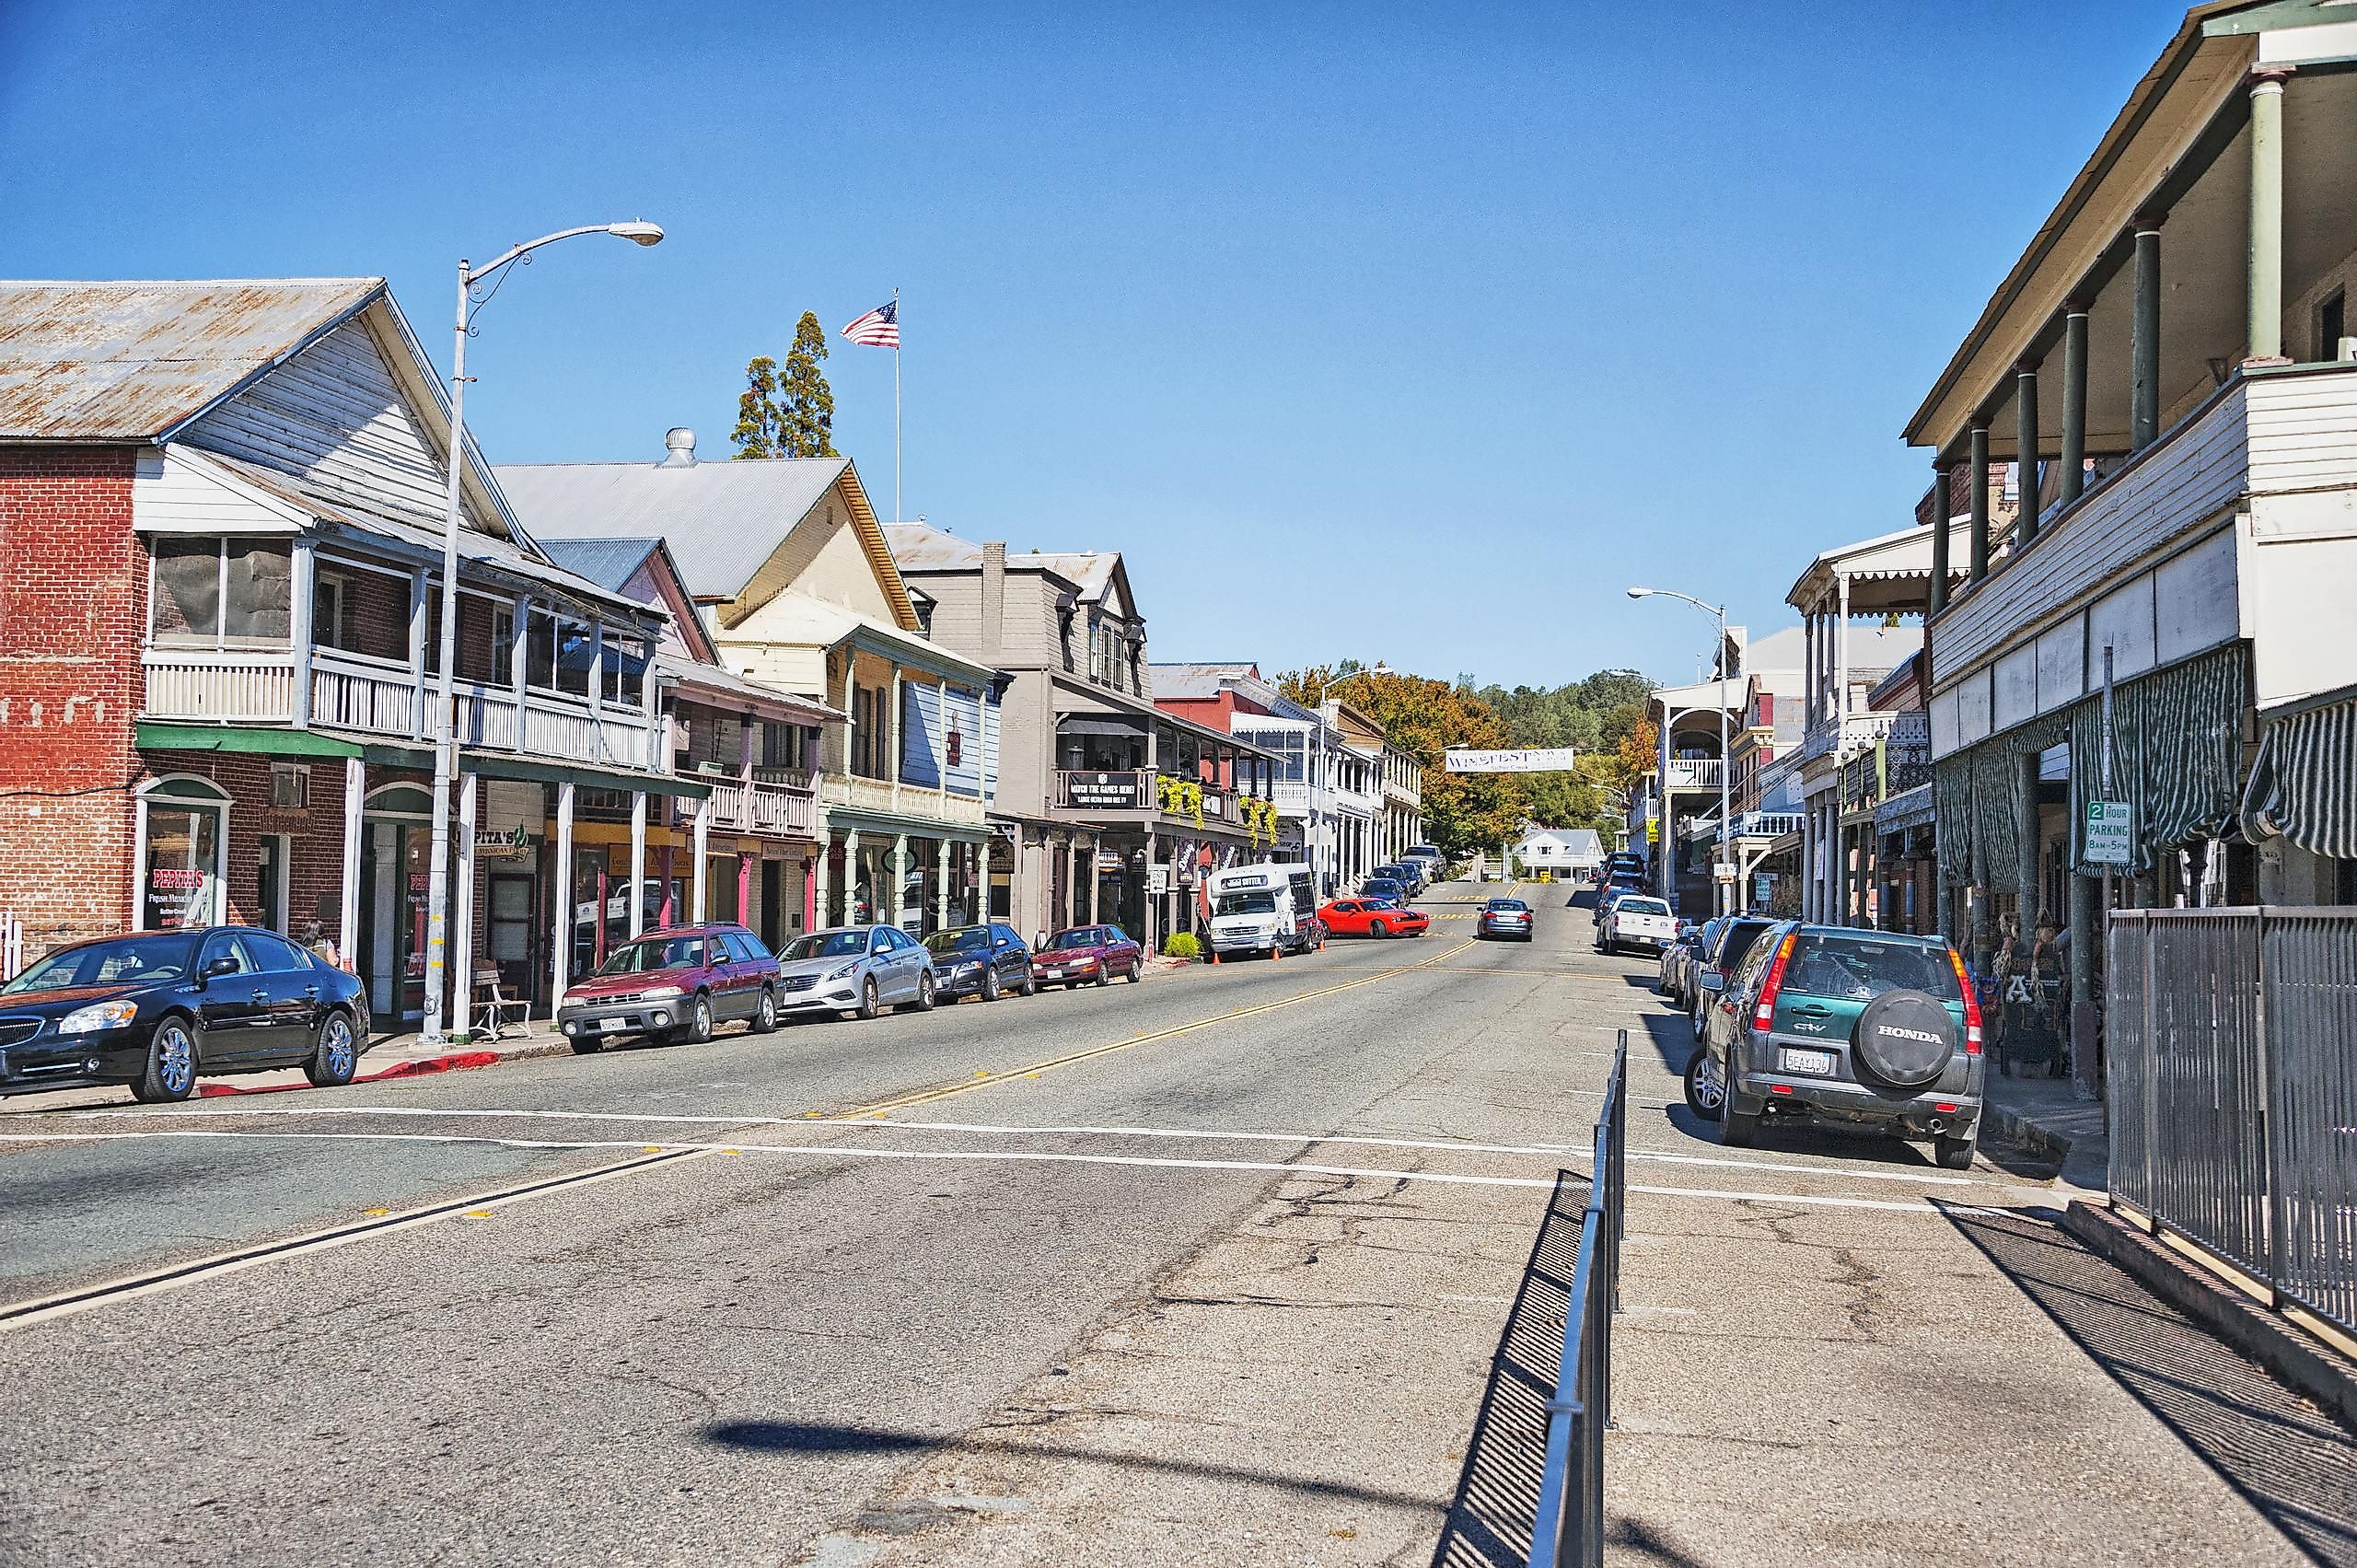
[1946,1206,2357,1565]
[1429,1168,1585,1568]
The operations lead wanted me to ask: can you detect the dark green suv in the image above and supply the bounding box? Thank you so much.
[1684,922,1986,1169]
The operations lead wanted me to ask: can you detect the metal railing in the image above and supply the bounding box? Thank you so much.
[2108,907,2357,1341]
[1530,1031,1628,1568]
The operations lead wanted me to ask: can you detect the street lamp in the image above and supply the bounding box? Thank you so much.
[1629,586,1733,917]
[420,221,664,1045]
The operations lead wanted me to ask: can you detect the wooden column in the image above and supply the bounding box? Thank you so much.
[2060,306,2089,507]
[2131,213,2165,449]
[455,771,478,1033]
[552,780,575,999]
[2247,68,2293,365]
[1968,421,1992,581]
[339,757,366,964]
[2014,360,2041,550]
[1929,462,1952,616]
[627,792,647,938]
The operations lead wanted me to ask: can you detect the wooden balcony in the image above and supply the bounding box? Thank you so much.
[819,770,987,827]
[702,776,819,839]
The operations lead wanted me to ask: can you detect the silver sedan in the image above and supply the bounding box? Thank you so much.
[773,924,935,1020]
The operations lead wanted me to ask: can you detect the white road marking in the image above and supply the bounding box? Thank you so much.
[0,1127,1989,1214]
[85,1105,1991,1186]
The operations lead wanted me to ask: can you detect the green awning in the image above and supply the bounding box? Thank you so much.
[2238,689,2357,859]
[135,722,705,799]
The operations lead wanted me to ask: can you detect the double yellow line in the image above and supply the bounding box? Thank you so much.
[835,937,1479,1116]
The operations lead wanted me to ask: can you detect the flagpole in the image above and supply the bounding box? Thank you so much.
[892,287,901,524]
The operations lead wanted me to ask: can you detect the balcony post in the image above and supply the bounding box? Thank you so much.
[936,836,951,934]
[552,780,575,1000]
[892,833,910,930]
[510,595,529,749]
[814,829,832,929]
[2014,360,2041,550]
[691,795,710,924]
[2060,304,2089,507]
[408,565,429,740]
[455,771,478,1034]
[1835,573,1850,734]
[339,757,365,963]
[290,537,315,727]
[842,829,860,924]
[627,790,647,938]
[2131,212,2165,448]
[1928,461,1953,617]
[2247,67,2293,366]
[1968,420,1992,580]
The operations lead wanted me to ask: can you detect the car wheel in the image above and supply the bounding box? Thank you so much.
[681,993,714,1045]
[570,1034,606,1055]
[982,968,1002,1003]
[1935,1132,1977,1171]
[749,988,778,1034]
[1126,958,1143,982]
[1370,919,1389,938]
[132,1016,199,1103]
[1020,970,1039,997]
[1682,1048,1725,1122]
[1721,1099,1759,1148]
[855,977,881,1020]
[1095,963,1111,987]
[1690,997,1709,1043]
[304,1009,358,1088]
[913,972,937,1012]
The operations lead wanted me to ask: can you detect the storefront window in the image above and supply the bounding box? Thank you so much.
[140,778,228,929]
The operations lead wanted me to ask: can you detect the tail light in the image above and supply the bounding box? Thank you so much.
[1752,931,1797,1032]
[1947,947,1983,1055]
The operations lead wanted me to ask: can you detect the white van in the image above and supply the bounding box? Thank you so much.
[1205,863,1322,960]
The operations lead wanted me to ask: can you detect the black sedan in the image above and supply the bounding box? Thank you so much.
[0,927,370,1102]
[922,923,1039,1002]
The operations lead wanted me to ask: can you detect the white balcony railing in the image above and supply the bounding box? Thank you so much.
[1660,758,1724,791]
[1799,711,1899,766]
[703,776,819,839]
[819,771,986,826]
[1721,810,1803,843]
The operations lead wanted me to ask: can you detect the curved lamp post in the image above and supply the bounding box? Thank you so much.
[1629,587,1732,917]
[421,221,663,1044]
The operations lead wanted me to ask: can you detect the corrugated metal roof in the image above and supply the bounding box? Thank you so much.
[495,456,851,603]
[538,537,662,594]
[653,652,842,723]
[0,278,383,441]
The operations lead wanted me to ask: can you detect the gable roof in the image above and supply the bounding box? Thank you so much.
[883,522,1132,611]
[0,278,384,442]
[496,454,917,629]
[538,536,664,594]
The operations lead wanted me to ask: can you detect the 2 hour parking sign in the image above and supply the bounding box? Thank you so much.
[2084,799,2133,865]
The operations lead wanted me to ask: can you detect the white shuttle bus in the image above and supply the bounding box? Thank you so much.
[1203,862,1322,961]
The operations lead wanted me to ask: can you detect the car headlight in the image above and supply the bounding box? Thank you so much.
[638,984,685,1000]
[949,960,981,975]
[826,962,862,981]
[59,1001,137,1034]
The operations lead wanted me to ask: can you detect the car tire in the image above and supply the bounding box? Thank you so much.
[1935,1132,1977,1171]
[1370,919,1389,938]
[982,968,1002,1003]
[1020,971,1039,997]
[304,1008,358,1088]
[681,993,714,1045]
[570,1034,606,1055]
[1721,1101,1759,1148]
[1691,998,1709,1042]
[855,977,881,1020]
[1095,964,1111,987]
[911,973,937,1013]
[749,988,779,1034]
[132,1016,199,1103]
[1126,958,1144,982]
[1682,1048,1725,1122]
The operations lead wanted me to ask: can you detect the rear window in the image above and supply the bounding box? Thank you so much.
[1781,935,1959,1004]
[1715,920,1772,970]
[1619,899,1670,917]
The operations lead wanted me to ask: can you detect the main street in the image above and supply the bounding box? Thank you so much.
[2,888,2343,1567]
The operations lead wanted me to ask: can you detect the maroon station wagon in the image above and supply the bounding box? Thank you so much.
[556,923,783,1052]
[1032,924,1145,988]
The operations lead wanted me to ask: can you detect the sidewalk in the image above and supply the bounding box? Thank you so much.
[0,1025,568,1117]
[1980,1068,2108,1192]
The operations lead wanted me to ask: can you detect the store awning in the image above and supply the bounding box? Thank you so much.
[2239,691,2357,860]
[134,722,708,798]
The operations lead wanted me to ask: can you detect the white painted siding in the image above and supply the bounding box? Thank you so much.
[131,447,300,534]
[2154,527,2239,665]
[2035,620,2084,711]
[1993,645,2038,731]
[2089,574,2157,680]
[2245,364,2357,496]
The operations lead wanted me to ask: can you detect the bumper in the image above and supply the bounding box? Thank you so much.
[776,981,864,1013]
[1032,962,1102,984]
[932,968,997,998]
[555,1000,683,1040]
[1209,933,1276,955]
[0,1031,150,1095]
[1730,1070,1982,1135]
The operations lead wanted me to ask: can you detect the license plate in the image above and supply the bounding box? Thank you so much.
[1780,1047,1835,1076]
[595,1017,625,1032]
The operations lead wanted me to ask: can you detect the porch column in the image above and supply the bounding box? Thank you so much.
[1968,833,1992,974]
[339,757,365,964]
[691,795,711,923]
[407,565,428,741]
[892,832,910,928]
[842,830,861,923]
[290,537,315,727]
[1089,835,1103,922]
[1968,420,1992,581]
[2060,304,2090,507]
[813,831,831,929]
[2069,862,2099,1092]
[2014,359,2041,550]
[1834,573,1851,730]
[2018,752,2042,931]
[2131,212,2165,449]
[737,852,753,931]
[552,780,575,999]
[455,771,478,1033]
[1929,460,1953,616]
[627,791,647,938]
[510,595,530,749]
[1144,826,1159,953]
[2247,67,2293,364]
[935,837,950,933]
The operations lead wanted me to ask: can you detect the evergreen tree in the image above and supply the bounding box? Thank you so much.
[730,356,783,459]
[776,311,840,459]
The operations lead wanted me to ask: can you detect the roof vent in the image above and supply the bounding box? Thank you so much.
[660,427,696,468]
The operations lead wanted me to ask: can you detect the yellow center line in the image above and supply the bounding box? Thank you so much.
[831,937,1480,1117]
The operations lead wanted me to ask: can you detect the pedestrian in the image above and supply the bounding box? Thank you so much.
[300,920,343,971]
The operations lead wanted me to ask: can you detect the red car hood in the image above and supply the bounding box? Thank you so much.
[566,970,693,998]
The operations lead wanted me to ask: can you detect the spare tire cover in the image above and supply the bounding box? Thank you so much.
[1850,990,1957,1088]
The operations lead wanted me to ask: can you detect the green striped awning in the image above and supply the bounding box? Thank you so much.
[2238,690,2357,860]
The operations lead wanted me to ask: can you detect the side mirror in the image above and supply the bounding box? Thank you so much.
[1700,971,1726,993]
[203,955,241,980]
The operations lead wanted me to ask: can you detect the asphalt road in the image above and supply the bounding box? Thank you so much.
[2,883,2343,1567]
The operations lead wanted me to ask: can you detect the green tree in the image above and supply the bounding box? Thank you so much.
[777,311,840,459]
[1275,662,1528,857]
[730,355,783,459]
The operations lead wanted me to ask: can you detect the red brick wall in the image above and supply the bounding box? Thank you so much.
[0,447,143,950]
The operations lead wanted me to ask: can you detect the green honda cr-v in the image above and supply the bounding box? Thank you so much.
[1684,922,1986,1169]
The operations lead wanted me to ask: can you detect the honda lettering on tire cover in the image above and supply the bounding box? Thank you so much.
[1850,990,1956,1088]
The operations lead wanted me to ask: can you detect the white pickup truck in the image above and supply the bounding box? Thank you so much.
[1598,895,1679,957]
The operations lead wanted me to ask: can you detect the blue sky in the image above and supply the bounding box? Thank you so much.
[2,1,2183,687]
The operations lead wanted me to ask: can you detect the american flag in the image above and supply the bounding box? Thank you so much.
[841,299,899,349]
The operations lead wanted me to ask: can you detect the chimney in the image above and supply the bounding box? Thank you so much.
[660,427,697,468]
[981,540,1006,663]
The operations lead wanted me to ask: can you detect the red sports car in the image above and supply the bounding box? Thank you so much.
[1318,899,1429,938]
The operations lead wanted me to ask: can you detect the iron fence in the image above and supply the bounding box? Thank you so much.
[2107,907,2357,1340]
[1528,1031,1628,1568]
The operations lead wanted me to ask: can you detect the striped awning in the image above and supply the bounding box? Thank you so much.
[2238,691,2357,860]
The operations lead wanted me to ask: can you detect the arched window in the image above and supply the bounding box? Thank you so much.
[134,775,231,930]
[365,784,433,818]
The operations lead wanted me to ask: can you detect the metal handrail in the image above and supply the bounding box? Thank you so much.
[1529,1032,1628,1568]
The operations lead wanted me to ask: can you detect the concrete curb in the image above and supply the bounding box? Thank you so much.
[192,1038,575,1097]
[1982,1100,2074,1164]
[2060,1199,2357,1438]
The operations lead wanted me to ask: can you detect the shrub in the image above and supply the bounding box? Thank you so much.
[1162,932,1202,960]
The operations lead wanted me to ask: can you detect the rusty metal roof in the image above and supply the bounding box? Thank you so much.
[0,278,384,441]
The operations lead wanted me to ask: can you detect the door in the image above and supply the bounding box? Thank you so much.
[488,874,537,1005]
[708,935,752,1019]
[866,927,902,1001]
[244,930,324,1060]
[192,930,274,1064]
[256,834,292,934]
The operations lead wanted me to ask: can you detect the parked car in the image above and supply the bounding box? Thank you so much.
[1476,897,1533,941]
[923,923,1041,1001]
[557,923,781,1051]
[1658,919,1713,1000]
[1687,923,1985,1169]
[772,923,936,1020]
[1360,876,1410,906]
[1400,846,1449,885]
[1594,882,1643,924]
[1030,924,1143,988]
[1685,914,1776,1038]
[1370,862,1425,897]
[1598,894,1678,957]
[0,926,371,1102]
[1318,898,1430,938]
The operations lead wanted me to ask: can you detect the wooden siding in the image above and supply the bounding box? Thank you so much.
[182,318,458,533]
[2247,363,2357,501]
[131,447,299,534]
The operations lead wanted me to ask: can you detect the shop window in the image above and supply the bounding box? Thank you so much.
[138,776,229,929]
[269,763,309,811]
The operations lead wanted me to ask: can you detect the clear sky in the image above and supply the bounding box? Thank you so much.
[2,1,2185,688]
